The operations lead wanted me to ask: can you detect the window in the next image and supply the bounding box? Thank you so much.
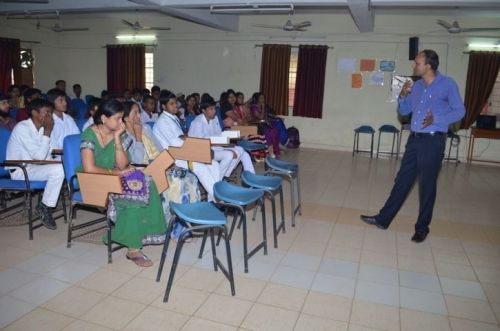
[485,69,500,116]
[145,51,154,90]
[288,50,298,111]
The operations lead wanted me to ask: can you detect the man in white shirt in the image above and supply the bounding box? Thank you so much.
[141,95,158,125]
[189,95,255,178]
[152,92,221,201]
[47,89,80,150]
[6,99,65,230]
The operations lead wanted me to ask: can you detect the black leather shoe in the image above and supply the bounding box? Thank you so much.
[411,231,428,243]
[36,202,57,230]
[360,215,387,230]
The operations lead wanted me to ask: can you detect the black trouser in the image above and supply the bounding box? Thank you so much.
[376,133,446,234]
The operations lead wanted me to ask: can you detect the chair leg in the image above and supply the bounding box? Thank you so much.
[296,172,302,216]
[352,132,357,156]
[107,219,113,264]
[391,133,396,156]
[279,186,286,234]
[222,225,235,296]
[27,192,34,240]
[290,178,296,227]
[376,132,381,158]
[269,193,278,248]
[163,232,187,302]
[241,210,249,273]
[157,216,175,282]
[67,203,73,248]
[210,228,218,271]
[260,198,268,256]
[370,133,374,158]
[198,229,208,258]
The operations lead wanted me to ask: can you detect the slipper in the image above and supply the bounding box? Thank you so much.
[126,252,153,267]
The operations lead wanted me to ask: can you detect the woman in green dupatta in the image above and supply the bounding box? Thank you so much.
[79,99,166,267]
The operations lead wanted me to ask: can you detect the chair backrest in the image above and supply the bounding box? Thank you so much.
[0,128,11,178]
[85,95,95,105]
[71,99,88,120]
[75,118,87,132]
[62,134,82,190]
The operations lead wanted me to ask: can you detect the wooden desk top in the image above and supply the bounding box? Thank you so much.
[470,127,500,139]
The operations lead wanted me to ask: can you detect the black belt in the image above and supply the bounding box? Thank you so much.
[410,131,445,137]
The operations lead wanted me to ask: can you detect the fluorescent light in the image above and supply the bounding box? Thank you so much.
[115,34,156,40]
[467,43,499,50]
[210,4,294,15]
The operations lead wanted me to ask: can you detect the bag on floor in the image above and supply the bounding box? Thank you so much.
[286,126,301,149]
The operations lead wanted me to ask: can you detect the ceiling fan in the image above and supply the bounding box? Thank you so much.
[436,19,500,34]
[37,11,89,32]
[253,20,311,32]
[121,18,171,31]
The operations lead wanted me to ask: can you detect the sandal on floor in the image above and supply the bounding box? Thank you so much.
[126,251,153,267]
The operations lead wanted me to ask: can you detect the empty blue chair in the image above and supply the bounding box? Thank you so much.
[241,171,285,248]
[213,181,267,273]
[71,99,88,120]
[156,201,235,302]
[353,125,375,158]
[264,157,301,227]
[376,124,400,158]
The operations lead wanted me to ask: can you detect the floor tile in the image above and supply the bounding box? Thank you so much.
[42,286,105,318]
[400,308,451,331]
[270,265,315,289]
[0,268,38,296]
[9,276,71,305]
[215,276,266,301]
[302,291,352,322]
[112,275,165,305]
[319,257,359,278]
[358,264,399,286]
[80,296,146,330]
[234,260,277,281]
[62,319,113,331]
[151,285,210,315]
[123,306,189,331]
[311,272,356,298]
[294,313,348,331]
[400,287,447,315]
[181,317,237,331]
[257,283,308,311]
[2,307,73,331]
[350,300,400,331]
[399,270,441,293]
[195,293,253,326]
[241,303,299,331]
[445,295,497,324]
[449,317,500,331]
[0,295,36,329]
[281,251,322,271]
[45,260,99,284]
[14,253,69,275]
[355,280,399,306]
[440,277,486,300]
[77,268,133,294]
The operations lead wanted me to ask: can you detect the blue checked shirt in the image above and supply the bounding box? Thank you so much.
[398,72,465,133]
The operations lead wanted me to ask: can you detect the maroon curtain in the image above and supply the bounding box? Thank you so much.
[106,44,145,95]
[260,44,291,116]
[0,37,21,92]
[293,45,328,118]
[461,51,500,129]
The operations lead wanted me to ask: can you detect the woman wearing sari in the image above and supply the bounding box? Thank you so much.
[79,99,166,267]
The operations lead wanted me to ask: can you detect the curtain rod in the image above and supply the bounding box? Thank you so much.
[101,44,156,48]
[254,44,333,49]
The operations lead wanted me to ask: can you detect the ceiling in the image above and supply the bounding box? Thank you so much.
[1,0,500,34]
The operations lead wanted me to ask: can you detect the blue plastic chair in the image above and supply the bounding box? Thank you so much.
[353,125,375,158]
[264,157,301,227]
[71,99,88,120]
[156,201,235,302]
[213,181,267,273]
[237,140,267,153]
[62,134,122,263]
[376,125,400,159]
[241,171,285,249]
[0,128,65,239]
[84,95,95,105]
[75,118,87,132]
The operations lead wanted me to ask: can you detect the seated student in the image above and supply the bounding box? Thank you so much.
[82,97,101,132]
[16,88,42,122]
[101,90,110,101]
[55,80,75,118]
[189,94,255,178]
[131,88,143,107]
[140,95,158,125]
[7,85,22,110]
[47,89,80,150]
[79,99,166,267]
[123,89,132,101]
[6,99,65,229]
[152,91,221,201]
[0,92,17,131]
[249,92,281,158]
[71,84,86,104]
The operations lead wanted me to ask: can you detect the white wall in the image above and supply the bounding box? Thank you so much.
[1,12,499,162]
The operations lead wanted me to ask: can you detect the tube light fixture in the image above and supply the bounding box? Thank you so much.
[115,34,157,40]
[467,43,499,50]
[210,4,294,15]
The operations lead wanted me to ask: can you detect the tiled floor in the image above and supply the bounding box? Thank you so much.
[1,148,500,330]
